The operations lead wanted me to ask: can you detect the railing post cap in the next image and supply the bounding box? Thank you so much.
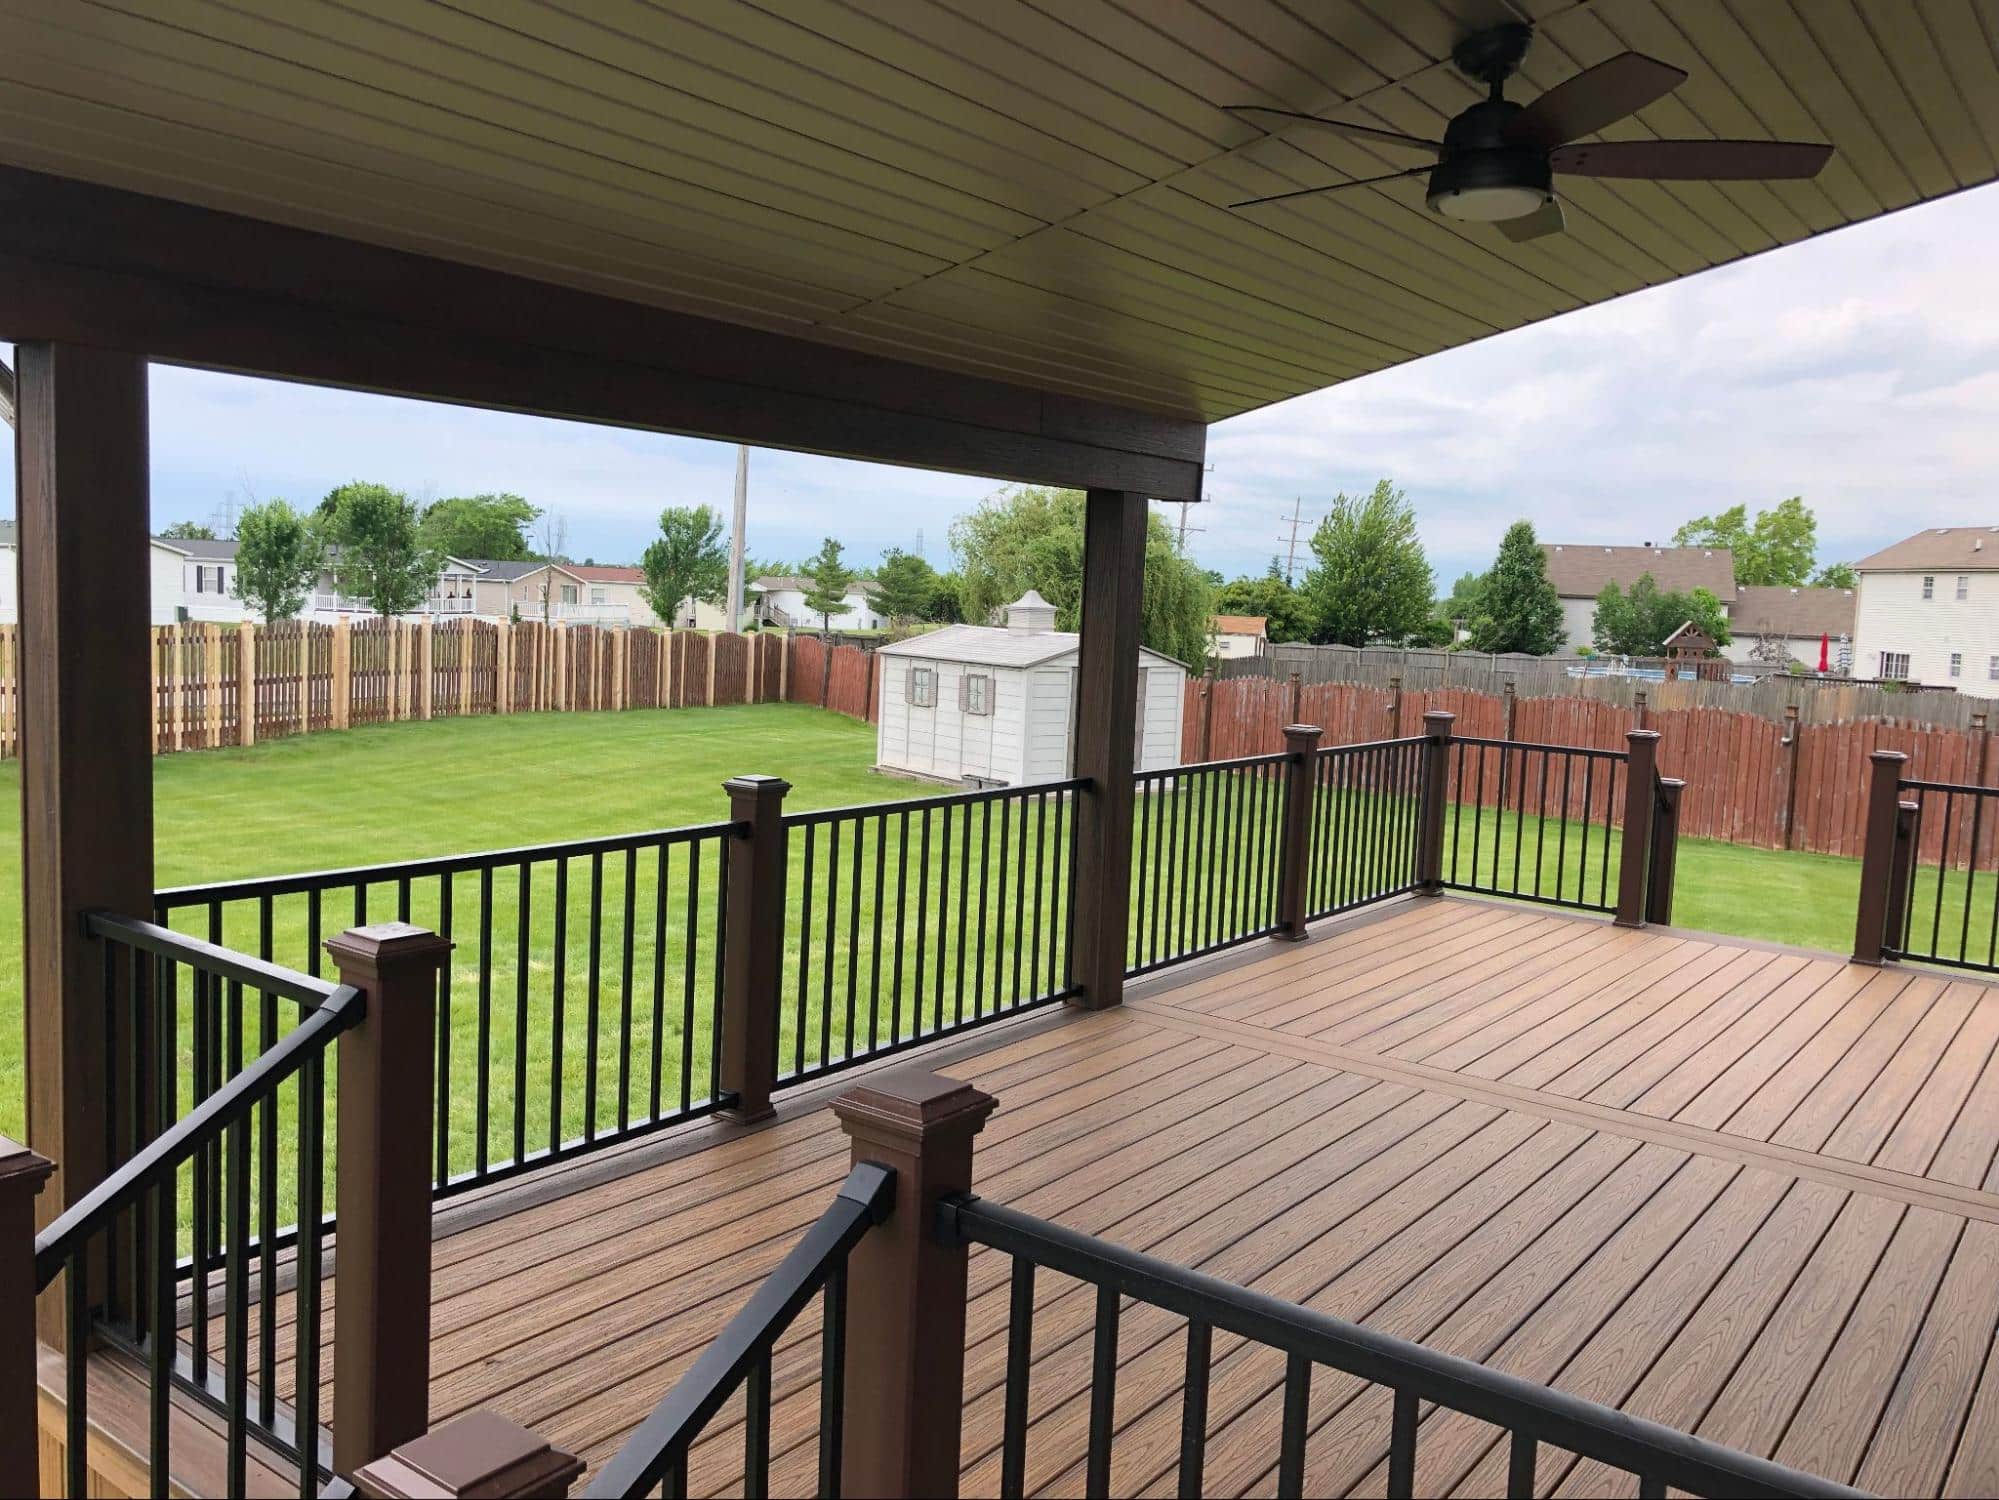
[1869,748,1911,765]
[1282,723,1323,742]
[1423,709,1455,729]
[0,1135,54,1192]
[722,772,792,797]
[831,1068,996,1149]
[349,1411,585,1499]
[324,921,452,978]
[1626,728,1663,744]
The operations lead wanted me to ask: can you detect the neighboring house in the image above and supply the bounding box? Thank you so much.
[1208,614,1268,660]
[1724,585,1856,667]
[1539,543,1738,655]
[466,559,592,622]
[154,535,249,623]
[1853,527,1999,695]
[750,575,885,632]
[875,589,1185,786]
[567,564,654,627]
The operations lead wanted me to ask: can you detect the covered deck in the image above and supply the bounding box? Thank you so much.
[248,894,1999,1497]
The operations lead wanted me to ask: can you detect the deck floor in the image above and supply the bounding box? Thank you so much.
[247,896,1999,1496]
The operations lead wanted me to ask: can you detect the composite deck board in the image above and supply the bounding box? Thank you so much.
[191,896,1999,1494]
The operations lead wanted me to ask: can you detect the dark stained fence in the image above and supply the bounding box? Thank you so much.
[1129,754,1289,974]
[711,630,750,705]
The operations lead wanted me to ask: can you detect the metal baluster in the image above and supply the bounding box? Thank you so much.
[798,823,815,1074]
[620,846,638,1132]
[744,1350,772,1500]
[436,874,454,1184]
[1579,758,1596,907]
[936,804,952,1032]
[1030,794,1048,999]
[914,809,932,1039]
[190,969,212,1381]
[891,811,910,1043]
[713,837,729,1105]
[585,852,603,1141]
[1637,1471,1665,1499]
[517,860,532,1156]
[1177,1320,1212,1500]
[1387,1388,1417,1499]
[1086,1285,1120,1500]
[1932,789,1954,958]
[974,800,992,1017]
[150,1174,174,1499]
[67,1255,88,1500]
[1533,748,1551,898]
[1962,791,1985,966]
[819,1264,848,1500]
[869,813,888,1048]
[1276,1353,1311,1499]
[551,859,567,1151]
[226,1114,251,1498]
[823,818,840,1067]
[297,1050,324,1500]
[1450,741,1467,887]
[1556,755,1573,904]
[1507,1431,1537,1498]
[1133,775,1153,970]
[651,843,668,1120]
[682,843,701,1111]
[1001,1258,1035,1500]
[992,796,1011,1009]
[847,815,864,1048]
[955,805,972,1025]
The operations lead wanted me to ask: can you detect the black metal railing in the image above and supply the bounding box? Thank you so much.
[1887,777,1999,971]
[39,914,356,1499]
[584,1162,895,1499]
[1442,736,1627,913]
[156,822,737,1204]
[775,781,1083,1088]
[1129,754,1289,975]
[938,1194,1863,1500]
[1307,737,1425,920]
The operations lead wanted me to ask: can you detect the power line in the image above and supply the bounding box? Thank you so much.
[1278,496,1309,584]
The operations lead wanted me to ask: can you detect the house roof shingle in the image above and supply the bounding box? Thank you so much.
[1853,527,1999,572]
[1731,585,1856,640]
[1539,544,1737,603]
[1210,615,1267,636]
[750,575,879,595]
[569,564,644,584]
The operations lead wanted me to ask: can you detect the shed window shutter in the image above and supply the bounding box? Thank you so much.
[958,674,969,711]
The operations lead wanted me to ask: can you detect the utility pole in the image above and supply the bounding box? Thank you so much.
[726,443,748,630]
[1173,500,1206,552]
[1278,495,1308,584]
[914,527,925,560]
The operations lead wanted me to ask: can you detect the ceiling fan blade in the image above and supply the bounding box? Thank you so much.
[1228,165,1431,210]
[1224,105,1442,154]
[1498,197,1566,242]
[1551,138,1834,180]
[1504,52,1688,148]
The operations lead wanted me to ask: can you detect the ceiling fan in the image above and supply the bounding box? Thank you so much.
[1224,22,1833,241]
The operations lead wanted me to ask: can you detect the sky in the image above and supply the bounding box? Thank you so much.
[4,180,1998,588]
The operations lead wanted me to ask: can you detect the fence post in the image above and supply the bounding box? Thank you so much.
[1977,711,1992,786]
[1387,674,1402,737]
[494,620,511,713]
[1781,704,1802,848]
[1853,749,1911,964]
[203,622,222,747]
[832,1070,996,1500]
[1275,724,1323,938]
[326,922,451,1477]
[0,1137,55,1495]
[333,618,352,730]
[820,637,833,707]
[1288,669,1302,726]
[238,620,258,748]
[1415,709,1455,894]
[1633,688,1648,731]
[1502,678,1517,741]
[1645,777,1684,925]
[420,619,436,720]
[1614,729,1661,927]
[1198,670,1215,761]
[719,775,789,1124]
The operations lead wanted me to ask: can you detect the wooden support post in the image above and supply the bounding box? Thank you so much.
[1633,689,1649,731]
[170,621,185,752]
[458,623,473,717]
[1614,729,1661,928]
[1198,670,1215,762]
[1501,678,1516,741]
[1287,669,1302,727]
[494,620,510,713]
[832,1070,996,1500]
[15,345,155,1342]
[819,635,832,707]
[864,646,878,722]
[299,624,312,735]
[706,632,717,707]
[419,619,435,720]
[1274,723,1322,938]
[1415,710,1455,894]
[237,621,257,746]
[1854,749,1912,964]
[332,618,351,730]
[350,1411,583,1499]
[1069,489,1147,1011]
[780,630,790,700]
[326,922,451,1477]
[0,1138,55,1493]
[1977,711,1992,786]
[204,622,223,747]
[1645,777,1684,925]
[718,775,789,1123]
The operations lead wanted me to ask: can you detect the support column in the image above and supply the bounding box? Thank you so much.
[1854,749,1911,964]
[719,775,789,1123]
[0,1138,55,1492]
[15,345,155,1342]
[833,1070,996,1499]
[1613,729,1661,928]
[1274,724,1322,938]
[1069,489,1147,1010]
[1414,710,1455,893]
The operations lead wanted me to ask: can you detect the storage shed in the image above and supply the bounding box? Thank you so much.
[875,590,1186,786]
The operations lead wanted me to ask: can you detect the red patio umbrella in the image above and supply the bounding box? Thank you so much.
[1819,632,1830,673]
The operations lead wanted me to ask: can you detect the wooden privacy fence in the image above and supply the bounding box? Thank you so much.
[1188,672,1999,860]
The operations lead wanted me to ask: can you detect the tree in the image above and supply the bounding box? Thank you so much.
[948,485,1213,665]
[638,504,729,626]
[418,493,539,560]
[1467,520,1565,655]
[1673,497,1818,587]
[926,571,964,623]
[1298,480,1435,646]
[874,548,942,624]
[1813,561,1859,590]
[231,499,324,622]
[801,537,856,632]
[1591,574,1732,656]
[1213,574,1309,644]
[1436,570,1486,643]
[160,519,218,541]
[319,481,439,618]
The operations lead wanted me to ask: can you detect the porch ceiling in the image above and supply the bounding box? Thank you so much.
[1,0,1991,425]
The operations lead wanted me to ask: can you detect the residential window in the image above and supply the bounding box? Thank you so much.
[905,665,936,707]
[561,584,578,604]
[1960,576,1971,601]
[591,588,608,605]
[1951,652,1963,678]
[1988,655,1997,681]
[1882,651,1911,680]
[961,672,993,716]
[1923,576,1935,599]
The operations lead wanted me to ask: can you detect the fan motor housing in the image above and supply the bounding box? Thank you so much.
[1427,99,1553,221]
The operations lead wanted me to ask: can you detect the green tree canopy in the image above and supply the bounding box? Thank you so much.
[418,493,539,561]
[1467,520,1565,655]
[319,481,439,617]
[1213,574,1309,644]
[801,537,857,631]
[159,520,217,541]
[1298,480,1435,646]
[948,486,1213,665]
[1591,574,1733,656]
[231,499,324,623]
[638,505,729,625]
[1812,561,1859,589]
[873,548,942,624]
[1673,497,1818,587]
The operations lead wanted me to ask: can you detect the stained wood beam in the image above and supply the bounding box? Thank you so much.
[1068,489,1149,1010]
[0,168,1205,500]
[14,344,156,1342]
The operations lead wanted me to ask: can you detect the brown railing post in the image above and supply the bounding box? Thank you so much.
[1415,710,1455,894]
[1614,729,1661,927]
[350,1411,584,1499]
[833,1069,996,1500]
[327,922,451,1478]
[1884,798,1920,959]
[0,1137,55,1495]
[1645,777,1684,925]
[1853,748,1911,964]
[1275,724,1323,938]
[720,774,790,1123]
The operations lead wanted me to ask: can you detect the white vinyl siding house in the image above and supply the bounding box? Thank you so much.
[875,590,1185,786]
[1853,528,1999,697]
